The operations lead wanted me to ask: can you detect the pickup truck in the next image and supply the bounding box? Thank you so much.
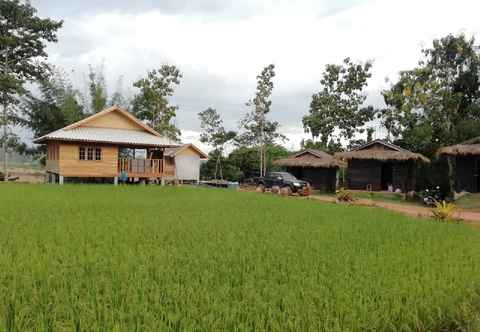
[256,172,309,195]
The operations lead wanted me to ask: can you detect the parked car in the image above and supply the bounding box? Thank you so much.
[256,172,309,195]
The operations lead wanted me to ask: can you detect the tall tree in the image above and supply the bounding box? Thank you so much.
[303,58,375,146]
[88,64,107,113]
[0,0,62,179]
[20,68,84,143]
[198,107,236,180]
[238,64,283,177]
[381,34,480,194]
[132,65,182,140]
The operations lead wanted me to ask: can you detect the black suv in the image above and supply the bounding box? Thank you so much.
[257,172,309,195]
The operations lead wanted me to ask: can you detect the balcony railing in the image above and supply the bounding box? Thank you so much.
[118,159,163,177]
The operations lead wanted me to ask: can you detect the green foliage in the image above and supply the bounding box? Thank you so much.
[198,108,236,180]
[200,144,289,181]
[335,187,355,203]
[198,107,236,149]
[0,0,63,104]
[432,200,457,222]
[238,64,284,177]
[381,34,480,157]
[132,65,182,140]
[20,68,85,140]
[303,58,375,145]
[0,185,480,330]
[88,64,107,113]
[0,0,62,172]
[300,138,343,154]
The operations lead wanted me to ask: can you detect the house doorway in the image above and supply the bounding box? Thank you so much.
[381,163,393,191]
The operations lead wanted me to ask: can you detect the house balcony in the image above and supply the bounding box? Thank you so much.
[118,158,175,178]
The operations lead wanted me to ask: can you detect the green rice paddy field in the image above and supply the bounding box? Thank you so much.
[0,184,480,331]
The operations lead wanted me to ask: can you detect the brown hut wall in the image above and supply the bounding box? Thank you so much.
[347,160,382,190]
[455,156,478,193]
[288,167,336,192]
[392,162,415,192]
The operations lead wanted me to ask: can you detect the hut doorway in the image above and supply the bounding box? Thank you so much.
[381,163,393,191]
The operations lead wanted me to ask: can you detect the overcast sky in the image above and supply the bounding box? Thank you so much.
[29,0,480,150]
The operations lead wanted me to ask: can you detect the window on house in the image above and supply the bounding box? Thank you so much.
[95,147,101,160]
[79,147,86,160]
[87,147,94,160]
[79,146,102,161]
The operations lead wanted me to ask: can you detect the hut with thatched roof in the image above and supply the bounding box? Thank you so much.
[438,137,480,193]
[336,140,429,192]
[273,149,339,192]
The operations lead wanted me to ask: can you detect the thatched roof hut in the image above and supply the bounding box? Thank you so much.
[273,150,339,192]
[438,137,480,156]
[336,140,430,163]
[438,137,480,193]
[336,140,429,192]
[274,149,340,168]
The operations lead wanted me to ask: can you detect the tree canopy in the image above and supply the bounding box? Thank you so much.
[132,65,182,140]
[303,58,375,146]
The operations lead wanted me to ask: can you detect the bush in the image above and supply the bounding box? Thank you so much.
[335,187,354,203]
[432,200,457,222]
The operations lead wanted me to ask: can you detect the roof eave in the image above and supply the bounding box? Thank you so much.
[32,137,180,148]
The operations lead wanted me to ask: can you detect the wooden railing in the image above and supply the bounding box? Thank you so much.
[118,159,163,177]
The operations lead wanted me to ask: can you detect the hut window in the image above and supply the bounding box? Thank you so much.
[79,147,86,160]
[95,147,102,160]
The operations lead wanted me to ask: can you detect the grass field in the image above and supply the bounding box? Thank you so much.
[0,184,480,331]
[456,193,480,211]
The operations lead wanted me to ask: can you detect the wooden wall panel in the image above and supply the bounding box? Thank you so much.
[45,142,59,173]
[59,143,118,177]
[80,111,144,131]
[456,156,477,193]
[288,167,337,192]
[347,160,382,190]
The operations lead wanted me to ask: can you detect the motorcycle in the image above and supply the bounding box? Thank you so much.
[419,186,444,206]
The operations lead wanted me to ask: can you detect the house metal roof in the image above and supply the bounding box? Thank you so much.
[164,144,208,159]
[33,127,180,148]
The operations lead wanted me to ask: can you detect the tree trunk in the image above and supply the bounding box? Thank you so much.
[2,52,8,181]
[447,156,455,199]
[2,100,6,182]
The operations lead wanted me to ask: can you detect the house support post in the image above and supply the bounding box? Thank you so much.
[161,177,165,186]
[50,173,56,184]
[59,175,64,185]
[114,176,118,186]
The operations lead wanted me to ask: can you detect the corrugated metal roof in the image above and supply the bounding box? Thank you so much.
[164,144,208,159]
[33,127,179,147]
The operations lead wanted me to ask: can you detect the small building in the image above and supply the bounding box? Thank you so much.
[438,137,480,193]
[273,149,339,192]
[336,140,429,192]
[33,106,207,184]
[164,144,208,183]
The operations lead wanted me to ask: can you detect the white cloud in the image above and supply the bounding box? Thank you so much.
[42,0,480,150]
